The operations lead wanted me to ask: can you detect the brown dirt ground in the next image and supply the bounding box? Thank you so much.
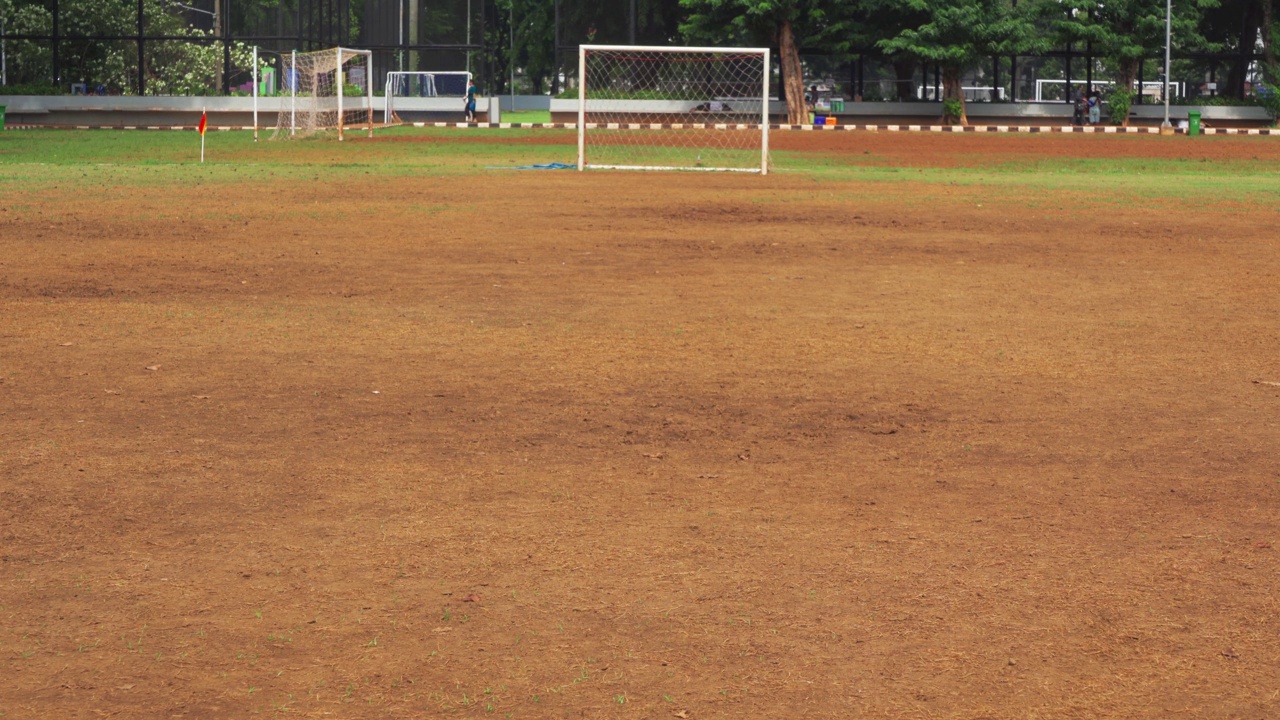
[3,132,1280,719]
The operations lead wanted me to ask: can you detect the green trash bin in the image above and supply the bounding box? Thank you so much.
[1187,109,1201,136]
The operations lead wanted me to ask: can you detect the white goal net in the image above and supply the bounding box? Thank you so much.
[578,45,770,174]
[273,47,374,140]
[384,71,473,124]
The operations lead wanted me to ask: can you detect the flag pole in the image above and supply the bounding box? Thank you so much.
[253,46,259,142]
[201,107,206,163]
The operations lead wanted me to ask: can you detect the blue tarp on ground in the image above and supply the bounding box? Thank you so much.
[487,162,576,170]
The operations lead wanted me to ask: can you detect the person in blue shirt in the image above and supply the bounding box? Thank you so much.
[465,79,477,122]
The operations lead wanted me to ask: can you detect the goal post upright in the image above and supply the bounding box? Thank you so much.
[578,44,770,173]
[577,47,587,171]
[761,48,769,176]
[336,46,344,142]
[290,49,296,137]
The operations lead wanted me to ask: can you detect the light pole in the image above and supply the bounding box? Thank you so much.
[509,1,514,111]
[1162,0,1172,129]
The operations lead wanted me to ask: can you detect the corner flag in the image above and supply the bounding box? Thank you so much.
[197,109,207,163]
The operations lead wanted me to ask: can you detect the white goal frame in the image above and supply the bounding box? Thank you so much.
[577,44,770,174]
[384,71,474,124]
[278,46,374,141]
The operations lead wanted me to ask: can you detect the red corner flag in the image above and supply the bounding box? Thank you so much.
[197,109,208,163]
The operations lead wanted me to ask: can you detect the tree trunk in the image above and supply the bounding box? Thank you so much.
[942,65,966,125]
[1229,4,1264,99]
[892,57,917,101]
[409,0,420,72]
[778,18,807,125]
[1262,0,1277,83]
[1116,58,1138,127]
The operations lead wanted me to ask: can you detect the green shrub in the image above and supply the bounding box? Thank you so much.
[0,82,61,96]
[1254,83,1280,123]
[941,97,964,123]
[1107,87,1132,125]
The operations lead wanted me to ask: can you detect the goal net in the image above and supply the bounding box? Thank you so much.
[384,71,473,124]
[273,47,374,140]
[578,45,770,174]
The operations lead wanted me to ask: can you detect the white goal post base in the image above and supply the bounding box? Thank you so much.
[587,165,764,173]
[578,45,770,174]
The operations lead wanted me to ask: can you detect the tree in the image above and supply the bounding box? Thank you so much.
[881,0,1044,124]
[1047,0,1217,124]
[846,0,931,101]
[0,0,263,94]
[1195,0,1271,98]
[496,0,556,94]
[679,0,857,124]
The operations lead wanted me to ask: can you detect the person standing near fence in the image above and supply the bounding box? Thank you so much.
[1072,86,1087,125]
[1087,90,1101,125]
[465,79,477,122]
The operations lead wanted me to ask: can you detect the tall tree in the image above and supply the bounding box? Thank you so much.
[0,0,264,93]
[847,0,931,101]
[881,0,1044,124]
[1196,0,1266,98]
[1265,0,1278,83]
[1048,0,1217,123]
[679,0,857,124]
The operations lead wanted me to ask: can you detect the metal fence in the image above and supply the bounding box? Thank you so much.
[1,1,1271,105]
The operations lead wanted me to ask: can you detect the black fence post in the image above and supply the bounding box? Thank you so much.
[1065,42,1072,102]
[477,0,485,93]
[1086,42,1092,95]
[551,0,559,95]
[222,0,231,94]
[1010,55,1018,101]
[52,0,60,88]
[137,0,145,95]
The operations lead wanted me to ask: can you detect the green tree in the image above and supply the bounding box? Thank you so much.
[846,0,931,101]
[881,0,1045,124]
[679,0,857,124]
[1046,0,1217,123]
[1195,0,1271,97]
[496,0,556,94]
[0,0,264,94]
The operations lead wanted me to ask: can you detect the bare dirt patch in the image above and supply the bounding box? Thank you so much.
[2,132,1279,719]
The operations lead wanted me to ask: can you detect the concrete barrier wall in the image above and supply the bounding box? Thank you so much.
[549,97,1274,127]
[1,94,1272,128]
[1,94,492,127]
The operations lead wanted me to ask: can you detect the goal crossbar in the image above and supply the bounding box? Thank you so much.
[577,44,770,174]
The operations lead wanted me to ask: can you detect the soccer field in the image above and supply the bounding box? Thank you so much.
[3,127,1279,718]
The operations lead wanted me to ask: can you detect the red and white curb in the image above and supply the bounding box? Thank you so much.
[4,122,1278,136]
